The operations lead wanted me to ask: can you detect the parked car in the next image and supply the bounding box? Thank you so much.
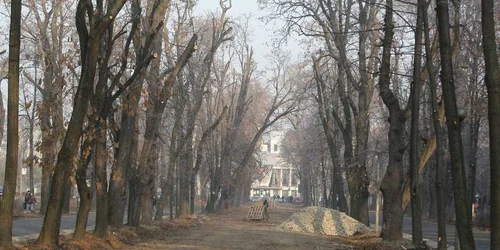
[249,195,261,202]
[293,196,303,204]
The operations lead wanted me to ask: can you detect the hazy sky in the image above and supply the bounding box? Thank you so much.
[194,0,301,68]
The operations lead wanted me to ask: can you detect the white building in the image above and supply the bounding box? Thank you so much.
[250,131,300,198]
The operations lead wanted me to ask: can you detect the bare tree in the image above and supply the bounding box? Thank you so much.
[409,0,424,245]
[259,0,380,224]
[22,0,71,215]
[312,55,348,212]
[422,1,447,247]
[35,1,128,247]
[377,0,407,240]
[435,0,476,247]
[480,0,500,247]
[0,0,21,248]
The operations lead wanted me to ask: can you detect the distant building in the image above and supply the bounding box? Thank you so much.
[250,131,300,198]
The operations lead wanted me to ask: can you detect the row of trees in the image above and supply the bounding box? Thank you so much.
[0,0,498,249]
[0,0,306,249]
[260,0,499,249]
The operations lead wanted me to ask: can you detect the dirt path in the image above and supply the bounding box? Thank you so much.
[129,203,355,250]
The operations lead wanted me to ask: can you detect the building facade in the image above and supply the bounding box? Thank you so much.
[250,131,300,198]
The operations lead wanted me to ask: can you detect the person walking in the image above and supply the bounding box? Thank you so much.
[263,198,269,221]
[28,195,37,212]
[24,190,31,210]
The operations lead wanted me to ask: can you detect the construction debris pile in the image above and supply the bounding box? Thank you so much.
[277,206,372,236]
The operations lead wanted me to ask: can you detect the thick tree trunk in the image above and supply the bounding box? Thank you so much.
[436,0,475,247]
[108,92,139,227]
[378,0,405,240]
[140,140,157,225]
[73,154,92,240]
[127,169,141,227]
[423,6,448,247]
[409,0,424,246]
[313,57,348,213]
[480,0,500,247]
[380,116,405,241]
[40,161,52,214]
[321,158,328,207]
[0,0,21,247]
[190,108,227,214]
[206,166,221,213]
[36,2,127,246]
[467,118,480,214]
[94,119,109,237]
[140,34,198,221]
[62,182,72,215]
[178,139,193,217]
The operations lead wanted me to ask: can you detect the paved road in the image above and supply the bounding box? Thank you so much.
[369,212,490,249]
[12,214,96,243]
[12,206,205,243]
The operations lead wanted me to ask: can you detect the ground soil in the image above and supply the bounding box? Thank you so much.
[128,203,354,250]
[125,203,412,250]
[18,203,413,250]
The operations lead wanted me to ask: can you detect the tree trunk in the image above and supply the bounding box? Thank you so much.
[0,0,21,248]
[480,0,500,247]
[108,90,140,227]
[467,117,480,215]
[40,157,52,215]
[190,107,227,214]
[178,138,193,217]
[321,158,328,207]
[312,57,348,213]
[138,137,158,224]
[127,168,141,227]
[36,1,127,246]
[378,0,405,240]
[409,0,424,246]
[379,115,405,241]
[73,152,92,240]
[436,0,476,247]
[94,118,109,237]
[140,140,158,225]
[29,87,36,194]
[62,182,72,215]
[423,5,448,247]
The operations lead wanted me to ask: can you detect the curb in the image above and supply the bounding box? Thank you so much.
[402,233,454,250]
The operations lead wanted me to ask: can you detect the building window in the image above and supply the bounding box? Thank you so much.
[274,144,278,152]
[291,170,298,185]
[272,170,280,186]
[283,169,289,186]
[267,144,271,152]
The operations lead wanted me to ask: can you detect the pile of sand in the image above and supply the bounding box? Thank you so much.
[277,206,372,236]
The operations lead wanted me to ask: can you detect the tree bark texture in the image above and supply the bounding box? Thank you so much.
[36,1,127,247]
[312,57,347,213]
[0,0,21,248]
[422,2,447,247]
[410,0,424,245]
[378,0,406,240]
[480,0,500,247]
[73,146,93,240]
[190,107,227,214]
[436,0,476,248]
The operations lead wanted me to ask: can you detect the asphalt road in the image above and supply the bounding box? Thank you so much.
[12,206,205,243]
[12,214,96,242]
[369,212,490,249]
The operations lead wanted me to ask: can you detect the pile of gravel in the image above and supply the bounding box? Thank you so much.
[277,206,372,236]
